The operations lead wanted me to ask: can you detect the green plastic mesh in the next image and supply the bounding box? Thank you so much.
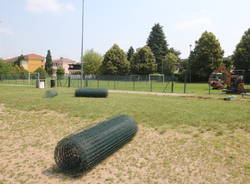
[54,115,137,173]
[44,90,58,98]
[75,88,108,98]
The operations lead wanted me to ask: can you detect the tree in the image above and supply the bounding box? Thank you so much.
[147,23,168,73]
[56,67,65,78]
[14,55,25,67]
[232,28,250,71]
[163,52,179,75]
[34,67,47,79]
[223,56,233,71]
[190,31,224,81]
[127,46,134,62]
[130,46,157,75]
[0,62,28,75]
[83,49,103,74]
[169,47,181,58]
[101,44,130,75]
[45,50,53,76]
[0,62,16,75]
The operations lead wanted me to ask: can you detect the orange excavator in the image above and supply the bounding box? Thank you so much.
[209,66,246,94]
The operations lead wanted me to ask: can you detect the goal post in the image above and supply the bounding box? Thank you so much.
[149,74,165,83]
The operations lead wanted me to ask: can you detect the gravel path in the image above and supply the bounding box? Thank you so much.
[109,90,192,97]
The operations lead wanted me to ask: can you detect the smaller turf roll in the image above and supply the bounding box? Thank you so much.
[44,90,58,98]
[75,88,108,98]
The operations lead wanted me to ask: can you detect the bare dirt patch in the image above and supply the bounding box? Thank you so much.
[109,90,193,97]
[0,108,249,184]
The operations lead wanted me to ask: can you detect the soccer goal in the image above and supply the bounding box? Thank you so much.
[149,74,165,83]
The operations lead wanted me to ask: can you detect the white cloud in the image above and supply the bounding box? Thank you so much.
[26,0,75,13]
[176,18,212,30]
[0,26,14,35]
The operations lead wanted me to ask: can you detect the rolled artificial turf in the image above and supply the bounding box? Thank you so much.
[75,88,108,98]
[44,90,58,98]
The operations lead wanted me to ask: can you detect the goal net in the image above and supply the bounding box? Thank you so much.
[149,74,165,83]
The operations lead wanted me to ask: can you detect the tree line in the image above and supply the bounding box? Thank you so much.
[1,24,250,82]
[83,23,180,76]
[83,24,250,82]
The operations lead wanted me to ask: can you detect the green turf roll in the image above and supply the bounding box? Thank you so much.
[54,115,137,173]
[75,88,108,98]
[44,90,58,98]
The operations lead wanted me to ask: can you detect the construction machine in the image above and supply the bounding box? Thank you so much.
[209,66,247,94]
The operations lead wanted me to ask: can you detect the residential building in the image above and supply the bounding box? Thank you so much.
[4,54,45,72]
[68,63,81,75]
[52,57,77,74]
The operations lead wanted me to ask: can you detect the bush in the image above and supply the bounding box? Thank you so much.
[34,67,47,79]
[56,67,65,79]
[0,63,28,79]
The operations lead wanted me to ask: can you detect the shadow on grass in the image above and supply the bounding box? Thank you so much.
[42,164,95,180]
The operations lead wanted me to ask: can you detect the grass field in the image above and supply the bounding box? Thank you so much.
[0,87,249,184]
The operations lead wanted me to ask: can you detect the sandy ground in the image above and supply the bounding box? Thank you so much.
[0,105,249,184]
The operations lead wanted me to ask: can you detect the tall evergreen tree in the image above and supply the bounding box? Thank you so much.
[147,23,168,73]
[190,31,224,81]
[127,46,134,62]
[14,55,25,67]
[131,46,157,75]
[101,44,130,75]
[45,50,53,76]
[232,28,250,71]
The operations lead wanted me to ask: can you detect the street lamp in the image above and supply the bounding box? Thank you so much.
[80,0,85,88]
[189,44,192,83]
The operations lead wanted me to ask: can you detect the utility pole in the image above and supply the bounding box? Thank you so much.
[80,0,85,88]
[189,44,192,83]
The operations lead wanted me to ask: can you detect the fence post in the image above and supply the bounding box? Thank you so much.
[133,80,135,91]
[171,75,174,93]
[209,83,211,94]
[28,73,31,85]
[97,79,100,88]
[68,75,71,88]
[150,80,153,92]
[114,76,116,90]
[84,76,88,88]
[184,71,187,93]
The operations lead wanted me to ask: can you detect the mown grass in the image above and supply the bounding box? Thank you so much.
[0,86,249,183]
[0,86,249,133]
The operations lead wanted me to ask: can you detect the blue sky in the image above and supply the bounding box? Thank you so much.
[0,0,250,61]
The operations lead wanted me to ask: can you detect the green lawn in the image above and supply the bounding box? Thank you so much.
[0,86,249,133]
[0,86,249,184]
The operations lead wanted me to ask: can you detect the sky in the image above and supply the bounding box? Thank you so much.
[0,0,250,61]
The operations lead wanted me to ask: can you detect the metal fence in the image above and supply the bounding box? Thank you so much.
[0,73,40,87]
[0,73,215,94]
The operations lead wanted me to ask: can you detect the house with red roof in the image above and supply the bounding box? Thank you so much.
[4,54,45,72]
[52,57,77,74]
